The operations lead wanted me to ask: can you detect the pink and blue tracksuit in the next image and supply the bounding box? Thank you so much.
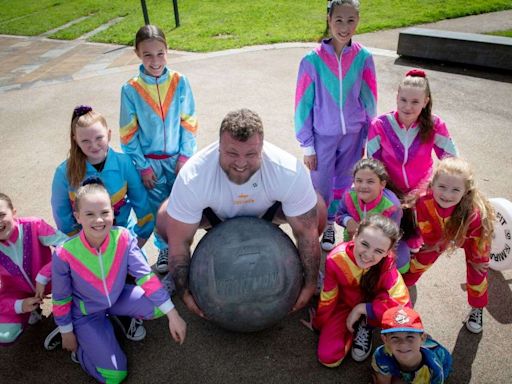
[335,188,410,273]
[0,217,66,344]
[52,227,174,383]
[295,39,377,219]
[51,148,155,240]
[313,241,410,367]
[367,111,458,196]
[120,65,198,250]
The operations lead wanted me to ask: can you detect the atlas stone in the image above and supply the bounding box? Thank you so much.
[189,217,303,332]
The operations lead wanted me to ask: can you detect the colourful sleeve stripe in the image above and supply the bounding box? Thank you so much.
[362,66,378,100]
[136,213,154,228]
[137,273,163,296]
[295,72,313,109]
[110,183,128,206]
[294,81,315,136]
[53,297,72,317]
[181,114,198,133]
[154,306,164,319]
[434,133,458,157]
[53,296,72,305]
[120,118,138,145]
[318,287,338,309]
[366,135,381,157]
[387,277,410,304]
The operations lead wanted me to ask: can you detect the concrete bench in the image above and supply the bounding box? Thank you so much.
[397,27,512,71]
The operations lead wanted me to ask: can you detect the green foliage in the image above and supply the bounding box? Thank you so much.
[488,29,512,37]
[0,0,511,51]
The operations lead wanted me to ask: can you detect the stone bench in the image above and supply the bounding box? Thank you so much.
[397,27,512,71]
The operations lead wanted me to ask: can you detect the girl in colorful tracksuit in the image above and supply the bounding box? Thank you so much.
[51,105,154,244]
[52,182,186,383]
[335,158,410,273]
[367,69,457,252]
[294,0,377,250]
[0,192,67,344]
[119,25,198,270]
[402,157,494,335]
[312,215,410,367]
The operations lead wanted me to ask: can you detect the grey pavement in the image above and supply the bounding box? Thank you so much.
[1,10,512,384]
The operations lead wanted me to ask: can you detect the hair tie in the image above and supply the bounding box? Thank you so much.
[81,175,104,187]
[406,69,426,78]
[72,105,93,121]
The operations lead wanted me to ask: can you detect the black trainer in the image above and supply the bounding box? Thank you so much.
[321,226,336,251]
[155,248,169,273]
[351,319,373,362]
[466,307,483,334]
[44,327,62,351]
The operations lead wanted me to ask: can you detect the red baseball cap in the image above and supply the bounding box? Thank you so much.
[381,306,424,334]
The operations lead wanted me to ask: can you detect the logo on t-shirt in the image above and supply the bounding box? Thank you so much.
[234,193,255,205]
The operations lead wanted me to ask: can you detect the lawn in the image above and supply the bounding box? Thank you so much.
[489,29,512,37]
[0,0,511,51]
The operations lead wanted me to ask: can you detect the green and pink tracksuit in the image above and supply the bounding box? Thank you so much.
[52,227,173,383]
[313,241,410,367]
[335,188,411,273]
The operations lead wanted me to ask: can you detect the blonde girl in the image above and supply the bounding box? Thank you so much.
[403,157,495,334]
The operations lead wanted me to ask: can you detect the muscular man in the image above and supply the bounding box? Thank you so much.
[157,109,326,317]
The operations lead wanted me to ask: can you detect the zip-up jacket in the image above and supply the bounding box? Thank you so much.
[367,111,457,194]
[51,148,154,239]
[314,241,410,330]
[372,337,452,383]
[0,217,67,320]
[415,190,490,263]
[294,39,377,153]
[120,65,198,174]
[52,227,173,333]
[335,188,402,242]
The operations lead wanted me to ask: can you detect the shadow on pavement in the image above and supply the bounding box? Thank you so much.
[448,325,483,384]
[486,269,512,324]
[393,56,512,84]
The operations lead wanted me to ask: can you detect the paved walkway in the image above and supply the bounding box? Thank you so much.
[1,10,512,384]
[2,10,511,93]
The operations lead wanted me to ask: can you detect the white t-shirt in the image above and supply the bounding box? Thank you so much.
[167,141,317,224]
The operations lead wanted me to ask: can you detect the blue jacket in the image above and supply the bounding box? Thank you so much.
[51,148,154,239]
[119,65,198,174]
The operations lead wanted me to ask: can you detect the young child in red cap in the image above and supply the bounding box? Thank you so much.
[371,306,452,384]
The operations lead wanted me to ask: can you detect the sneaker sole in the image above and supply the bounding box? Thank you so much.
[126,326,147,341]
[44,328,61,351]
[321,243,335,252]
[351,349,372,362]
[155,264,169,274]
[110,316,147,341]
[465,322,483,334]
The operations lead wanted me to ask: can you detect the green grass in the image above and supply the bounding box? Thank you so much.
[488,29,512,37]
[0,0,511,51]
